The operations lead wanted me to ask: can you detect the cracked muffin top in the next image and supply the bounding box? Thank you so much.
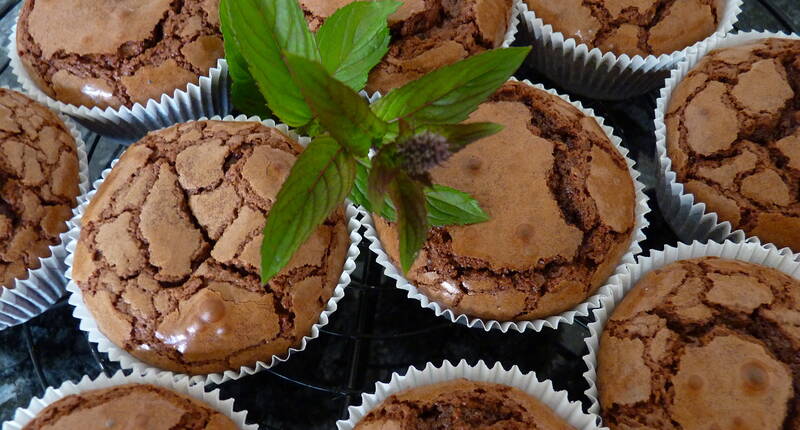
[666,38,800,252]
[374,81,636,321]
[525,0,721,57]
[355,379,575,429]
[22,383,236,429]
[0,88,79,289]
[301,0,513,94]
[71,120,349,375]
[16,0,224,110]
[597,257,800,430]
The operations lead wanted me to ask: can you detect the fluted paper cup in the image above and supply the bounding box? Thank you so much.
[655,31,800,245]
[0,100,90,330]
[337,360,604,429]
[362,78,650,333]
[2,369,257,430]
[519,0,742,99]
[8,18,230,143]
[582,239,800,423]
[63,115,362,385]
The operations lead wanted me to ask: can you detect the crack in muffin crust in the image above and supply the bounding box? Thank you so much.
[300,0,513,94]
[597,257,800,430]
[21,384,236,429]
[71,120,349,375]
[374,81,636,321]
[0,88,79,289]
[355,379,574,429]
[16,0,224,109]
[525,0,720,56]
[666,38,800,252]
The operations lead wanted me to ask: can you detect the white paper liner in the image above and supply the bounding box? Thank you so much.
[337,360,604,430]
[519,0,742,100]
[655,31,800,245]
[581,239,800,422]
[2,369,257,430]
[501,0,522,48]
[8,18,230,143]
[62,114,363,385]
[0,96,90,330]
[361,78,650,333]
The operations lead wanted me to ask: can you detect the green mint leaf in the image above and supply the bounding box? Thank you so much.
[260,136,356,283]
[221,0,319,127]
[317,0,401,90]
[353,159,485,226]
[388,174,428,273]
[283,53,387,157]
[366,150,397,213]
[350,161,397,219]
[371,47,531,124]
[219,0,270,117]
[424,122,504,150]
[425,185,489,226]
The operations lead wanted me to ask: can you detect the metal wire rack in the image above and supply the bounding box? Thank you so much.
[0,0,798,428]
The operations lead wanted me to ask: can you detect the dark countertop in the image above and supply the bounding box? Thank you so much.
[1,1,799,429]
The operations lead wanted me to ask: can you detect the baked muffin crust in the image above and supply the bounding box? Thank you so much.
[375,81,636,321]
[22,383,236,429]
[0,88,79,289]
[71,120,349,374]
[666,38,800,252]
[597,257,800,429]
[525,0,721,56]
[355,379,575,429]
[301,0,513,94]
[16,0,224,109]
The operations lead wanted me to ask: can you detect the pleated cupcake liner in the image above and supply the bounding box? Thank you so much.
[655,31,800,245]
[8,17,230,143]
[361,78,650,333]
[503,0,522,48]
[2,369,257,430]
[0,100,90,331]
[518,0,742,100]
[63,114,362,386]
[337,360,605,429]
[581,239,800,423]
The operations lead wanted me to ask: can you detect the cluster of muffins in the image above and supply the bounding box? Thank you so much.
[0,0,798,429]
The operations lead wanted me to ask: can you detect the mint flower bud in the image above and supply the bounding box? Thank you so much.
[398,132,452,177]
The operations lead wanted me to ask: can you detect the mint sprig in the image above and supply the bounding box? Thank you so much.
[223,0,530,281]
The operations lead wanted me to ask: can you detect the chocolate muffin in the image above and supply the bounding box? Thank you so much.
[525,0,720,56]
[0,88,79,289]
[597,257,800,429]
[71,120,349,375]
[355,379,575,429]
[300,0,514,93]
[22,383,236,429]
[16,0,224,110]
[666,38,800,251]
[374,81,637,321]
